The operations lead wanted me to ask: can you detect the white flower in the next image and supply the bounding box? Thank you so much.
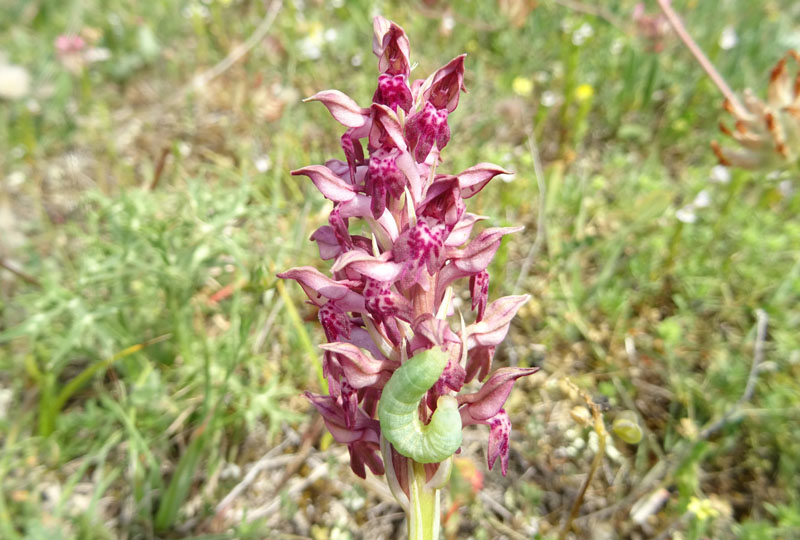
[0,388,11,420]
[0,64,31,100]
[254,155,271,173]
[709,164,731,184]
[6,171,25,188]
[719,26,738,50]
[693,190,711,208]
[441,15,455,33]
[541,90,560,107]
[84,47,111,63]
[298,38,321,60]
[676,205,697,223]
[572,23,594,46]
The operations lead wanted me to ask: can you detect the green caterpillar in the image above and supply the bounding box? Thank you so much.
[377,347,463,463]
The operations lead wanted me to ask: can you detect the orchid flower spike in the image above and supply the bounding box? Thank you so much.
[279,17,536,497]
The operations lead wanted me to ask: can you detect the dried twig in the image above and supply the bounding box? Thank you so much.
[656,0,746,116]
[114,0,283,129]
[273,414,326,492]
[183,0,283,98]
[245,451,350,523]
[479,490,515,521]
[0,258,41,287]
[214,435,295,514]
[698,309,768,440]
[246,461,331,522]
[559,380,608,540]
[487,515,530,540]
[148,146,170,190]
[513,126,547,293]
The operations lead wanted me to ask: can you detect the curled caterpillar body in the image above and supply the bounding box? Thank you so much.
[378,348,463,463]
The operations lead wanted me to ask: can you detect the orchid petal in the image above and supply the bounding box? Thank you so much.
[470,270,489,321]
[374,73,413,113]
[423,54,466,113]
[366,147,406,218]
[411,314,460,349]
[466,295,530,348]
[373,16,411,77]
[458,367,538,420]
[305,89,369,128]
[370,103,408,151]
[393,220,447,289]
[340,132,366,183]
[457,163,513,198]
[395,148,422,205]
[465,345,494,383]
[339,194,400,241]
[363,278,411,324]
[277,266,365,312]
[319,301,351,342]
[292,165,355,202]
[332,250,405,282]
[445,213,487,247]
[453,227,524,274]
[406,102,450,162]
[487,411,511,475]
[319,342,397,388]
[309,226,341,260]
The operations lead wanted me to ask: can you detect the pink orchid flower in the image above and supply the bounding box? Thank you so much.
[279,16,536,492]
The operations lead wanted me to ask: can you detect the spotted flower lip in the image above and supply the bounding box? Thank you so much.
[405,101,451,162]
[280,15,535,482]
[458,367,539,474]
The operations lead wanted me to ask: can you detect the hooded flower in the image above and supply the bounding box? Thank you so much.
[279,17,536,487]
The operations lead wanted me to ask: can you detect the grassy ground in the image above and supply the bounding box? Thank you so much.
[2,0,799,538]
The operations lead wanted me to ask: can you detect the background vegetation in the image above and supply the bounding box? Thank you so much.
[1,0,799,538]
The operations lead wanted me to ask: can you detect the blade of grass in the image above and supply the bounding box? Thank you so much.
[155,419,212,531]
[274,278,324,391]
[53,333,171,413]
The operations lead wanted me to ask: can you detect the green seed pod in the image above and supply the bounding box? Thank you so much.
[612,410,643,444]
[378,348,463,463]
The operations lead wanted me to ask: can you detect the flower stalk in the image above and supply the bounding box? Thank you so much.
[408,461,439,540]
[656,0,746,116]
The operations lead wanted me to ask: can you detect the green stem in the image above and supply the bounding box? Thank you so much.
[663,219,684,277]
[407,461,440,540]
